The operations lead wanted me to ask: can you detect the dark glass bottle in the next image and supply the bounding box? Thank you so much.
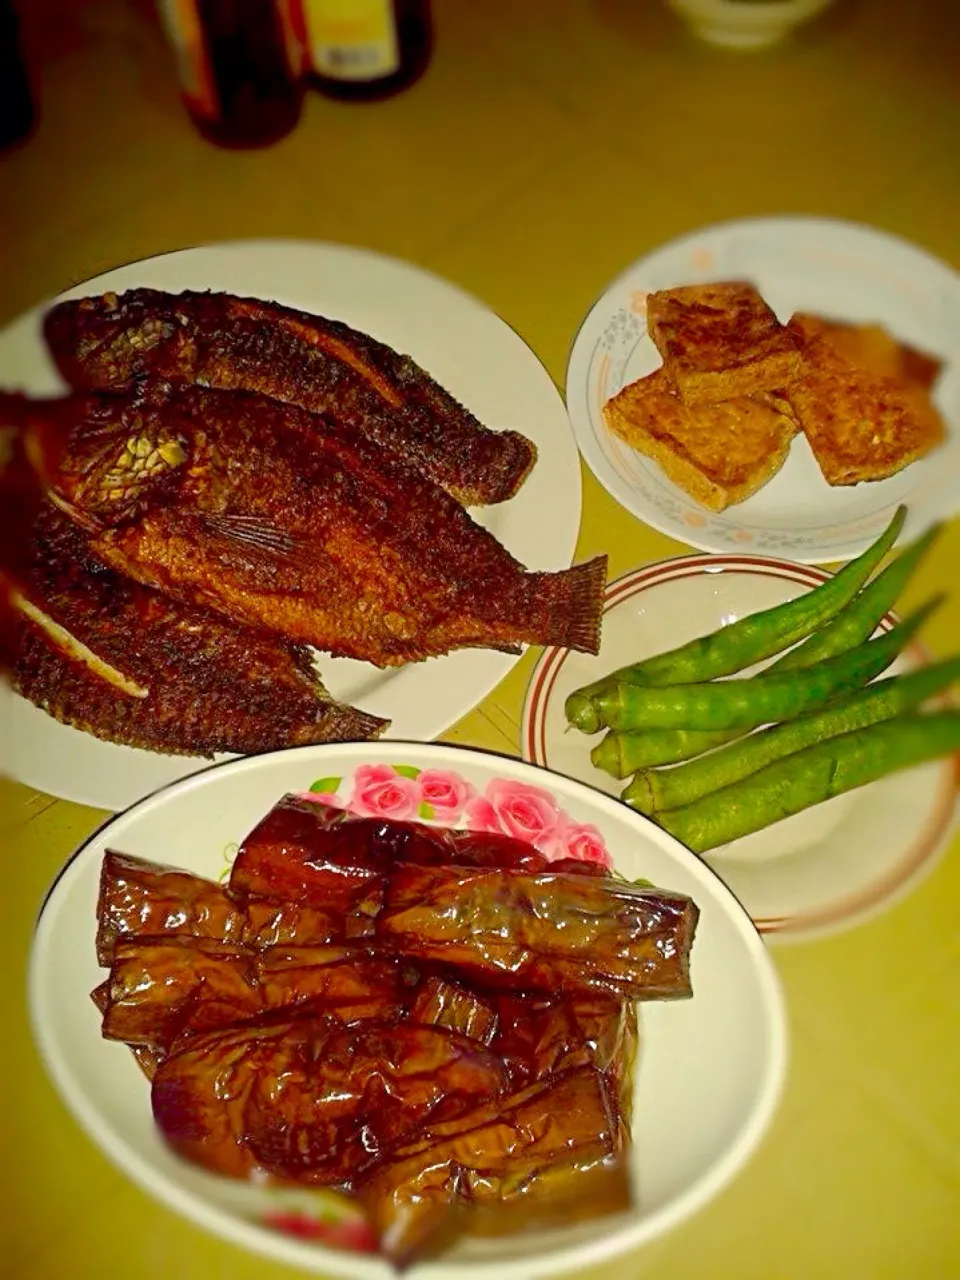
[159,0,303,149]
[0,0,36,151]
[298,0,432,103]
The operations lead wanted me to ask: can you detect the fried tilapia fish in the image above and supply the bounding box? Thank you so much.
[35,384,605,667]
[13,506,387,756]
[44,288,538,506]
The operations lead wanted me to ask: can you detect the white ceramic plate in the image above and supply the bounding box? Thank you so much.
[522,558,960,943]
[566,216,960,562]
[30,741,786,1280]
[1,240,584,811]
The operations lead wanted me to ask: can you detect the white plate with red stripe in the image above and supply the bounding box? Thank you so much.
[521,555,960,943]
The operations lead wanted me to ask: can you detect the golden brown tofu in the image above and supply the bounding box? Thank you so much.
[788,313,943,391]
[646,282,801,405]
[603,369,799,511]
[784,335,946,486]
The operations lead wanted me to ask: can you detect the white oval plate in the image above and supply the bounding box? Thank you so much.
[566,217,960,562]
[30,741,785,1280]
[522,557,960,943]
[2,240,584,811]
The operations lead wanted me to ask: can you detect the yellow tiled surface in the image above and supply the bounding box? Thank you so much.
[2,1,960,1276]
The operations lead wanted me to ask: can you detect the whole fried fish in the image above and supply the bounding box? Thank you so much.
[33,385,606,668]
[44,288,538,506]
[14,505,388,756]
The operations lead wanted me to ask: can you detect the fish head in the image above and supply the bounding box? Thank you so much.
[46,290,183,383]
[54,397,189,525]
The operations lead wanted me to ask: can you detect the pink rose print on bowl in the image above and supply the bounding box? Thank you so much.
[558,819,611,868]
[465,778,561,848]
[301,763,612,869]
[466,779,574,862]
[263,1210,378,1253]
[347,763,421,820]
[416,768,477,822]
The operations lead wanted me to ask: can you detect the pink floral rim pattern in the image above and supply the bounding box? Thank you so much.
[295,762,612,868]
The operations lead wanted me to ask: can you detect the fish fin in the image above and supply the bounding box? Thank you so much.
[197,513,310,561]
[12,588,149,698]
[533,555,608,655]
[47,488,104,535]
[310,701,391,743]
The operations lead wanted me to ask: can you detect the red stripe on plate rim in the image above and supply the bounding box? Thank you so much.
[521,553,959,939]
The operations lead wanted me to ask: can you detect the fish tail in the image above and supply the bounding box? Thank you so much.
[524,555,607,654]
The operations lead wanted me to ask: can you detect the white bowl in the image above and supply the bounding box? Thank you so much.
[29,741,786,1280]
[666,0,834,49]
[522,557,959,943]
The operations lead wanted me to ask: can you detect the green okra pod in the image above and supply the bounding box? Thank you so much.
[623,652,960,816]
[591,520,942,777]
[655,710,960,855]
[566,506,906,734]
[592,597,940,734]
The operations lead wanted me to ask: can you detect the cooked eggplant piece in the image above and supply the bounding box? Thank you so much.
[377,864,699,1000]
[96,850,343,964]
[226,795,555,917]
[492,992,638,1099]
[408,975,499,1046]
[152,1017,508,1185]
[359,1064,631,1267]
[96,851,247,966]
[100,938,405,1053]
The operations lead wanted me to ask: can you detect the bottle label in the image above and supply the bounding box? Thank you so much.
[157,0,219,120]
[301,0,400,81]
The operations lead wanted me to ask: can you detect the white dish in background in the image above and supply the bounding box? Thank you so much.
[1,240,584,811]
[665,0,835,49]
[566,216,960,563]
[30,741,786,1280]
[522,557,960,943]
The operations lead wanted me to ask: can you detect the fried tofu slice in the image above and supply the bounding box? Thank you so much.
[646,282,801,406]
[784,335,946,486]
[788,313,943,391]
[603,369,799,511]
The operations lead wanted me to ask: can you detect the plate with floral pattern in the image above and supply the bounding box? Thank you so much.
[566,217,960,563]
[30,740,785,1280]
